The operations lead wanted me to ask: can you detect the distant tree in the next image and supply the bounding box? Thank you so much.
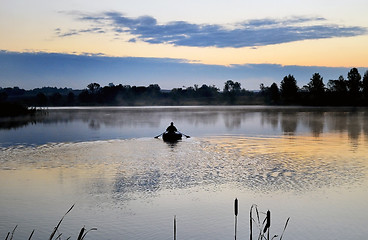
[328,75,348,93]
[184,86,196,98]
[0,91,8,102]
[280,74,298,102]
[327,76,348,105]
[2,87,25,96]
[67,92,75,104]
[363,70,368,103]
[36,92,48,106]
[259,83,266,93]
[78,90,92,103]
[306,73,325,104]
[147,84,161,97]
[223,80,241,103]
[224,80,241,93]
[87,83,101,94]
[259,82,279,104]
[346,68,362,104]
[269,82,280,103]
[198,84,219,99]
[347,68,362,95]
[50,92,62,105]
[307,73,325,94]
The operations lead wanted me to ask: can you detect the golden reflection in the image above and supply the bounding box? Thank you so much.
[1,133,368,197]
[205,133,368,192]
[208,134,368,162]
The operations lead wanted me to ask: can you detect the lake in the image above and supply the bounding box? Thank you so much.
[1,106,368,240]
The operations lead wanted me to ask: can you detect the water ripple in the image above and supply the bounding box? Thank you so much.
[1,135,367,198]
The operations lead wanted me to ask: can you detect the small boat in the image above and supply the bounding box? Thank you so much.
[162,131,182,142]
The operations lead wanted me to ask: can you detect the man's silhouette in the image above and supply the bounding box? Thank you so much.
[166,122,178,133]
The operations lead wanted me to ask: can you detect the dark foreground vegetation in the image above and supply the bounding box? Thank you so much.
[4,200,289,240]
[1,68,368,115]
[4,205,97,240]
[0,102,37,117]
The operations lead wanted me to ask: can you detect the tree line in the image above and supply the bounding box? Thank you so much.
[260,68,368,106]
[1,81,254,106]
[1,68,368,109]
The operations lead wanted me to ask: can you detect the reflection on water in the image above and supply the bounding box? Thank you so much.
[1,134,367,196]
[0,135,368,239]
[207,135,367,192]
[1,107,368,240]
[2,106,368,147]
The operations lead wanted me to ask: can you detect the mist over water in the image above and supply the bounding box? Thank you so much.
[1,106,368,240]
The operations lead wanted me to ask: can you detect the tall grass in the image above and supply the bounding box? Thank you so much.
[172,199,289,240]
[4,201,288,240]
[234,198,239,240]
[3,205,97,240]
[173,215,177,240]
[249,203,290,240]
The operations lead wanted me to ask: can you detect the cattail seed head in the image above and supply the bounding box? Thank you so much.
[234,198,238,216]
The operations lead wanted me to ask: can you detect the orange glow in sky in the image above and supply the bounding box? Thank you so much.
[1,0,367,67]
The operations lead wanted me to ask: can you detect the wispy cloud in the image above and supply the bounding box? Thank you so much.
[56,11,367,48]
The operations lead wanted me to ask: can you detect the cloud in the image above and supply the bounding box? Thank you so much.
[56,12,367,48]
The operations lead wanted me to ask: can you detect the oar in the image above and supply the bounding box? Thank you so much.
[154,133,164,138]
[179,132,190,138]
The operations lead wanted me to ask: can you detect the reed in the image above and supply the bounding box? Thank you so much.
[174,215,177,240]
[250,204,290,240]
[3,201,288,240]
[234,198,238,240]
[48,204,75,240]
[27,230,35,240]
[76,227,98,240]
[3,205,96,240]
[4,225,17,240]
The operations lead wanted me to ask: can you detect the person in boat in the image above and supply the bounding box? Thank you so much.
[166,122,178,133]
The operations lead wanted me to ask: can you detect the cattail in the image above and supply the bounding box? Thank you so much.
[77,227,85,240]
[234,198,238,240]
[234,198,238,216]
[174,215,177,240]
[263,210,271,240]
[250,205,254,240]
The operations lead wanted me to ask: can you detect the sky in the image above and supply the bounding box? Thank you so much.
[1,0,368,90]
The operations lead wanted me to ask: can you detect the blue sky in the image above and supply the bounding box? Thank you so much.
[1,0,367,90]
[1,51,366,90]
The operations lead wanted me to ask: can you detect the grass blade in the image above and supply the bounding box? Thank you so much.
[9,225,17,240]
[81,228,97,240]
[55,233,62,240]
[250,205,253,240]
[174,215,177,240]
[82,228,97,240]
[28,230,35,240]
[48,204,75,240]
[279,217,290,240]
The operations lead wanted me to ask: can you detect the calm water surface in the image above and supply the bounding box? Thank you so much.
[1,106,368,240]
